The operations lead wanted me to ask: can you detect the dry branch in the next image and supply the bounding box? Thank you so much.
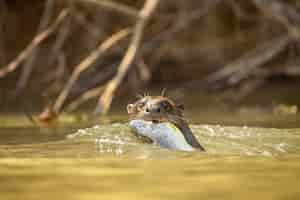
[0,0,8,66]
[253,0,300,40]
[66,0,221,113]
[15,0,55,94]
[77,0,140,18]
[66,86,104,112]
[0,9,69,78]
[142,0,222,53]
[53,27,131,113]
[94,0,159,115]
[207,34,290,85]
[137,60,151,82]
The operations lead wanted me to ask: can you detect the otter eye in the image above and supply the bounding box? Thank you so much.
[137,102,145,108]
[161,101,170,111]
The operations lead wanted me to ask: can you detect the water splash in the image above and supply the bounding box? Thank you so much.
[65,123,300,158]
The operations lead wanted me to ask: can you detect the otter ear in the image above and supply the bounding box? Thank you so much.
[176,104,184,110]
[127,104,134,114]
[135,94,143,99]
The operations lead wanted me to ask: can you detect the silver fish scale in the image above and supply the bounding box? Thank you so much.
[129,119,194,151]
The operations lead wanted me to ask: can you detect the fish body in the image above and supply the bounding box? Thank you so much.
[129,119,194,151]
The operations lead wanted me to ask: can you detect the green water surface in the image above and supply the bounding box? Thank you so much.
[1,86,300,200]
[0,112,300,200]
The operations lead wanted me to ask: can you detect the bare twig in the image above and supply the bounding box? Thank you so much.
[0,9,69,78]
[253,0,300,40]
[94,0,159,115]
[53,27,131,113]
[66,86,104,112]
[73,10,104,39]
[233,79,265,101]
[15,0,55,94]
[49,13,71,64]
[253,64,300,77]
[0,0,8,66]
[280,65,300,76]
[228,0,259,21]
[58,0,217,112]
[207,34,290,85]
[137,60,151,82]
[67,64,118,100]
[45,7,72,92]
[142,0,222,53]
[77,0,140,18]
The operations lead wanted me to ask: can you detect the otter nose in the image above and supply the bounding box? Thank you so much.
[145,106,161,113]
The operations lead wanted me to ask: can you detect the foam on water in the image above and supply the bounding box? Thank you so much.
[63,122,300,158]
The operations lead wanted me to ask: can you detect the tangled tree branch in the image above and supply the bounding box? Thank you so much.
[0,9,69,78]
[52,27,131,114]
[94,0,159,115]
[207,33,290,86]
[77,0,140,18]
[15,0,56,94]
[253,0,300,40]
[2,0,300,119]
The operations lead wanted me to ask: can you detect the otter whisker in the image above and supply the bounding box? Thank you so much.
[143,92,148,97]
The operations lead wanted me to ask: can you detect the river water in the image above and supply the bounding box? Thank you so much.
[1,87,300,200]
[0,111,300,200]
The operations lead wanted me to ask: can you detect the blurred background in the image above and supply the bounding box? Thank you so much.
[0,0,300,126]
[1,2,300,199]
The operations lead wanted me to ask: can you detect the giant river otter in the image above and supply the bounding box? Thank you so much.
[127,95,205,151]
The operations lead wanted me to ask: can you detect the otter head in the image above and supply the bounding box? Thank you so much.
[127,96,184,123]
